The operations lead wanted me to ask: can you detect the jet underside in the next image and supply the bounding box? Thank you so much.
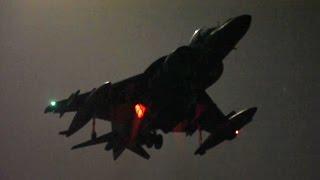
[44,15,257,160]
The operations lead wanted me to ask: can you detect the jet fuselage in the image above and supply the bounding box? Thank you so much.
[44,15,256,160]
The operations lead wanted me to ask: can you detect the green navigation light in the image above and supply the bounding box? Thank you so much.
[50,101,56,106]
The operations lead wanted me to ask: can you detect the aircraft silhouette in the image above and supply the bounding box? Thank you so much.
[45,15,257,160]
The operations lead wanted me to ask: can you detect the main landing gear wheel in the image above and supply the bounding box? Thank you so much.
[146,140,153,148]
[105,143,112,151]
[154,134,163,149]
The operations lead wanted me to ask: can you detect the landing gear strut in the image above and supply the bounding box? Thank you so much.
[91,118,97,140]
[198,123,202,145]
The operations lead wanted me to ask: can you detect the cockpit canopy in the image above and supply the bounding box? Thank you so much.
[189,27,216,47]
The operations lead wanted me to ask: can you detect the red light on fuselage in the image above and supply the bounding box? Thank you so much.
[135,103,146,119]
[235,130,239,135]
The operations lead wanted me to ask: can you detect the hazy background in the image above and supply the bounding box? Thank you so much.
[1,0,319,179]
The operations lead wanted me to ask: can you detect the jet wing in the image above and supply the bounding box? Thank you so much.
[72,132,127,160]
[71,131,150,160]
[71,132,114,150]
[195,107,257,155]
[194,132,224,155]
[196,91,226,133]
[171,91,226,135]
[44,73,145,117]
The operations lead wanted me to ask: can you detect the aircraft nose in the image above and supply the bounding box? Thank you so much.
[227,14,252,33]
[237,14,251,23]
[195,15,252,54]
[247,107,258,117]
[235,14,252,29]
[215,14,252,45]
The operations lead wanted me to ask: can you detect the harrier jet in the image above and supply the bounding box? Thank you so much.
[44,15,257,160]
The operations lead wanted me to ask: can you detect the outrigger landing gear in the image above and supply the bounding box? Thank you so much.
[198,124,202,145]
[91,118,97,140]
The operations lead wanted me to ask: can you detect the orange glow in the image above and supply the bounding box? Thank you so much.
[235,130,239,135]
[134,103,146,119]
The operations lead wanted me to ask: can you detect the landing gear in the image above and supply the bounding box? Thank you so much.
[105,143,113,151]
[91,131,97,140]
[146,141,153,148]
[145,133,163,149]
[198,125,202,145]
[154,134,163,149]
[91,118,97,140]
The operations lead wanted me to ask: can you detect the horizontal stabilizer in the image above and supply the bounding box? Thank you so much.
[113,142,126,160]
[128,144,150,160]
[71,132,114,150]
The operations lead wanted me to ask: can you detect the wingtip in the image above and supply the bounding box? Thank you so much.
[71,145,80,150]
[59,130,71,137]
[194,148,206,156]
[113,155,120,161]
[145,155,151,160]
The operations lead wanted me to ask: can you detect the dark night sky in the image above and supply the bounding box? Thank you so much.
[0,0,319,179]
